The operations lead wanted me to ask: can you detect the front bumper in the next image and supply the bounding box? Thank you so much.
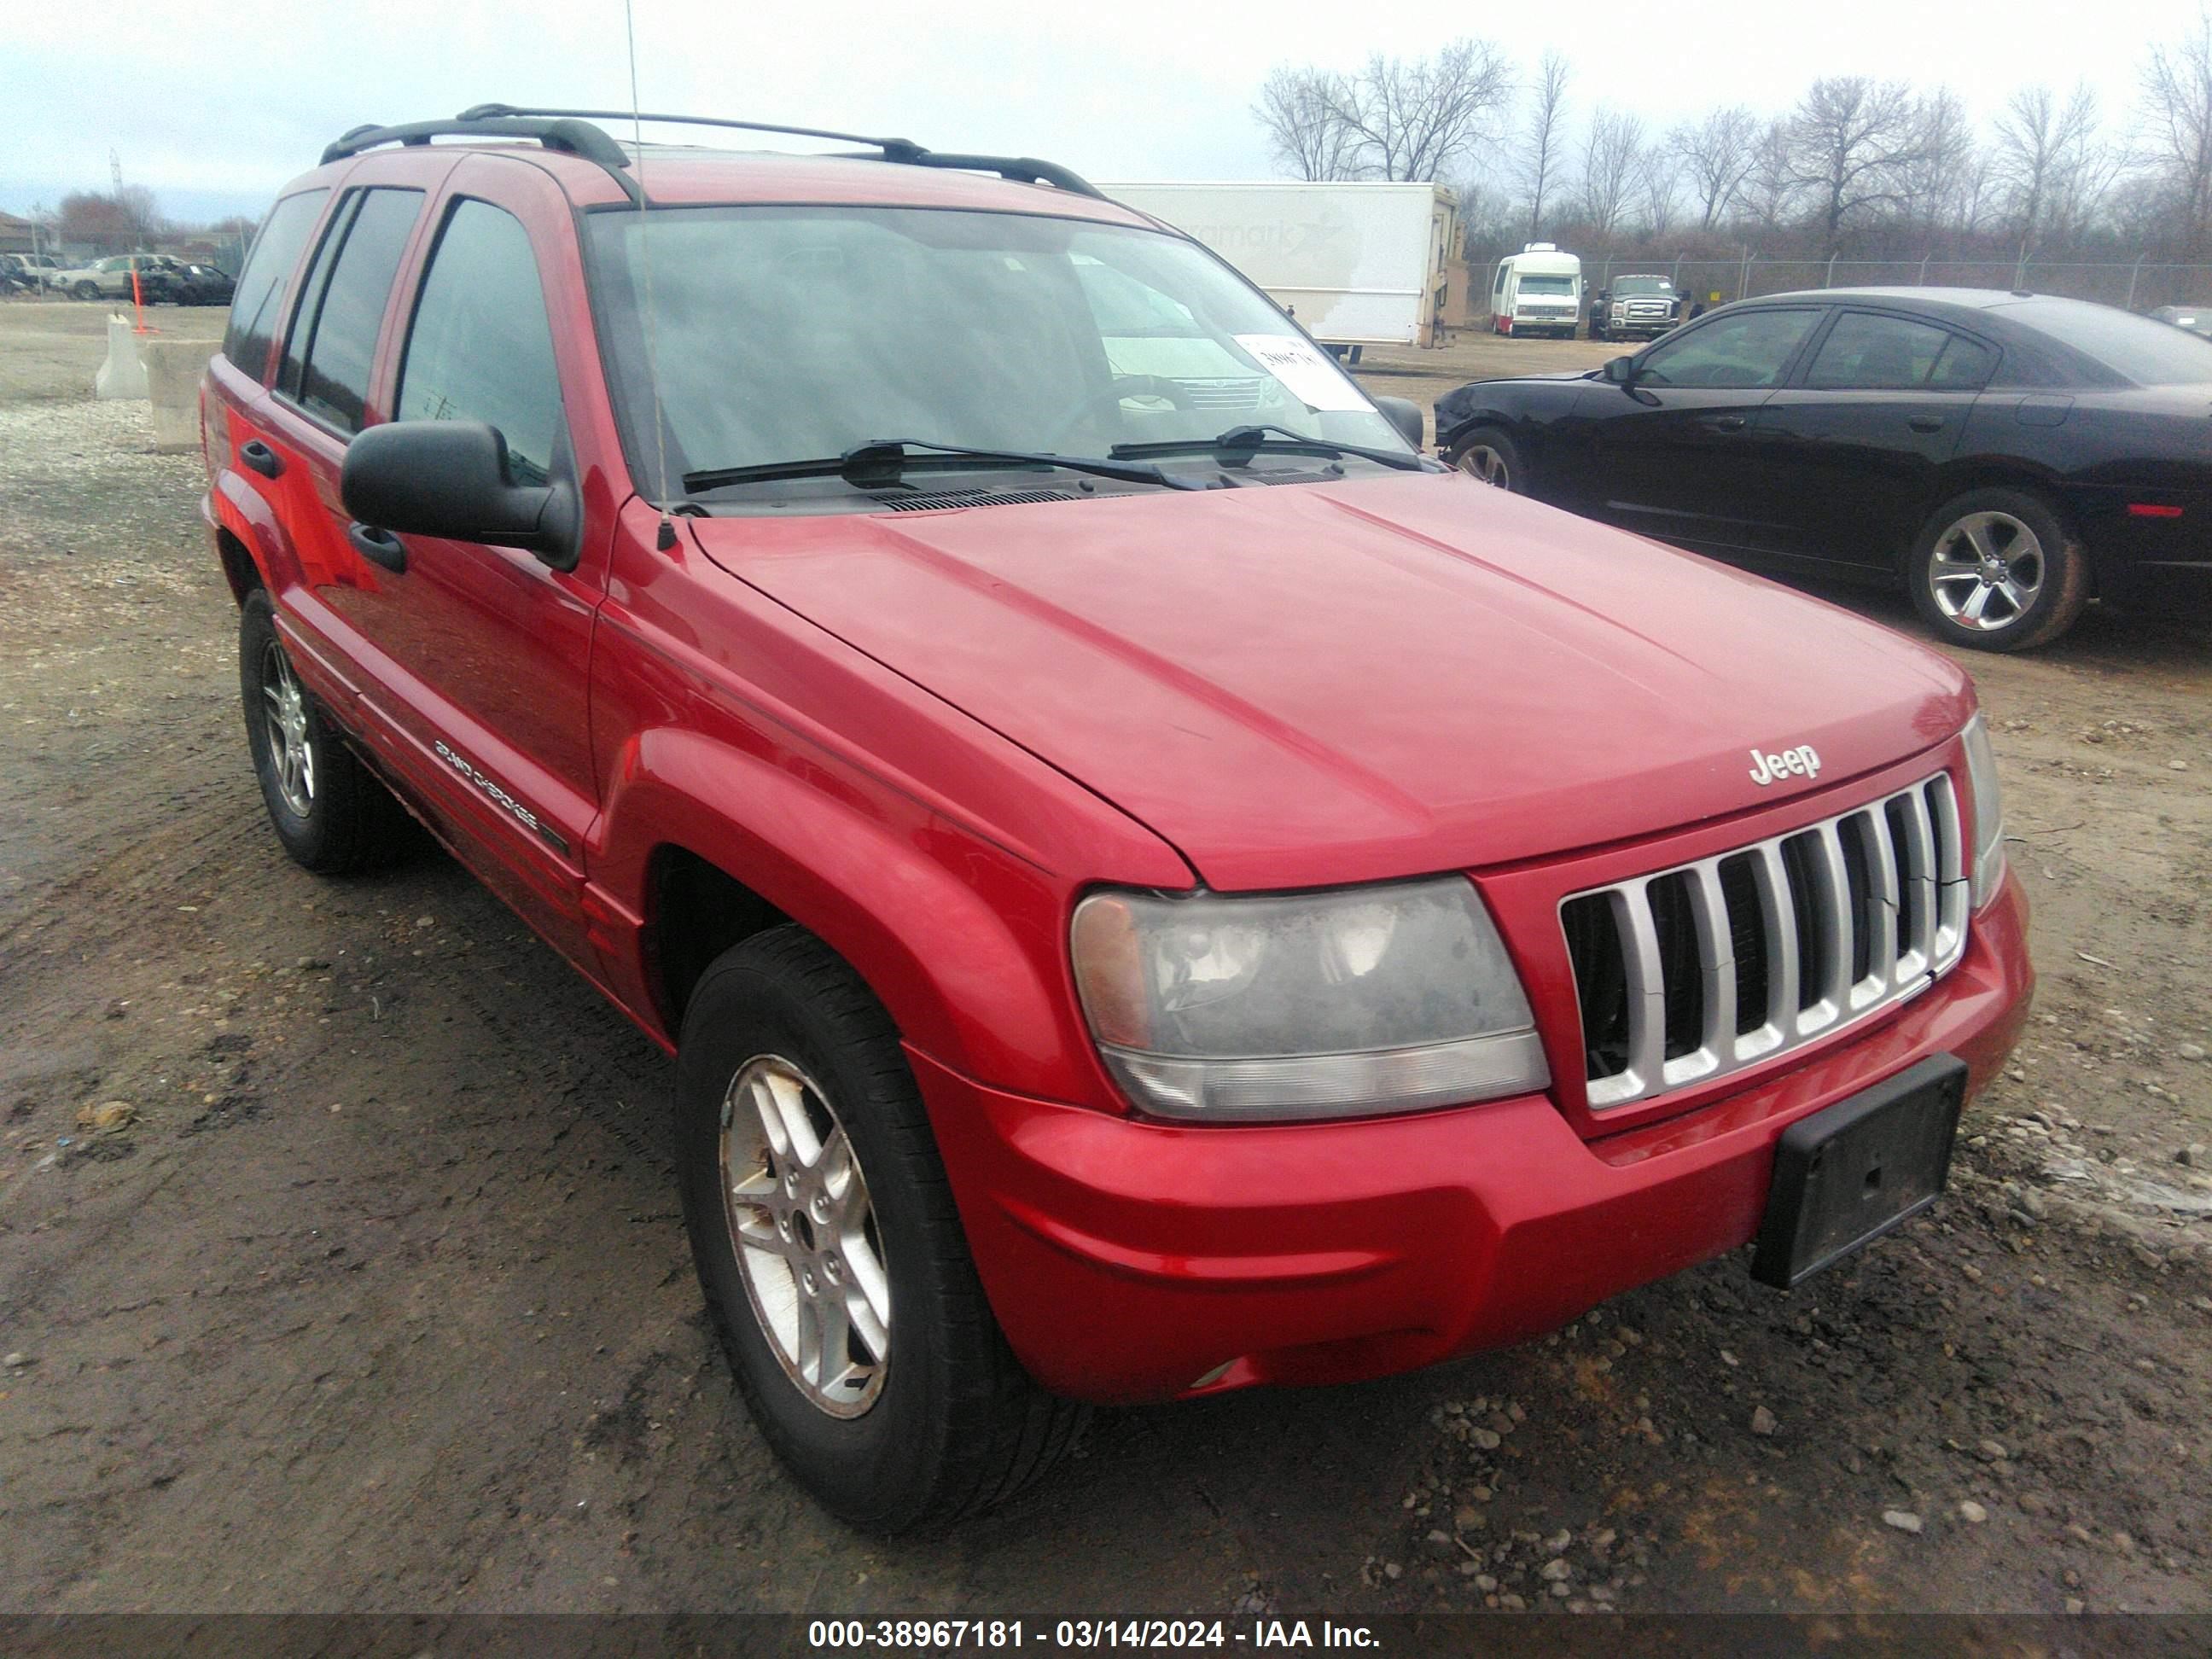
[917,876,2030,1405]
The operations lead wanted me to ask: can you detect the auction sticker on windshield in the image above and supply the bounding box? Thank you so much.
[1233,334,1370,411]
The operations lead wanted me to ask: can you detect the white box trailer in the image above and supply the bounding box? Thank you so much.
[1097,181,1459,353]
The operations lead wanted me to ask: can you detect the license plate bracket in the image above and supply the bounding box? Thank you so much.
[1751,1054,1968,1289]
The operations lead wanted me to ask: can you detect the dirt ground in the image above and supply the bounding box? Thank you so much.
[1,301,2208,1619]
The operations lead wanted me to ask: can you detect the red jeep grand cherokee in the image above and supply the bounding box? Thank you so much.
[200,108,2031,1531]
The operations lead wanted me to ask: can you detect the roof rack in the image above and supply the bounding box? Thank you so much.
[321,105,1106,203]
[320,114,644,203]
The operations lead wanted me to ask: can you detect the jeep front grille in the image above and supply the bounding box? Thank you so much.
[1560,773,1968,1109]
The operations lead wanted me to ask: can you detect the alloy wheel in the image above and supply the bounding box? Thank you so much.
[259,641,315,816]
[1456,445,1512,489]
[719,1054,891,1417]
[1927,511,2045,632]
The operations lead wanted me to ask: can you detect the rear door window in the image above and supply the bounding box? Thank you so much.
[395,199,563,486]
[281,188,424,434]
[224,189,329,385]
[1804,312,1953,388]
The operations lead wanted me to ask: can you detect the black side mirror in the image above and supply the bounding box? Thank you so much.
[1372,394,1426,451]
[1601,355,1639,386]
[341,421,579,570]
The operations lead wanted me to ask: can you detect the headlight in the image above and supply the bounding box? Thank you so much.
[1069,877,1548,1122]
[1961,713,2006,908]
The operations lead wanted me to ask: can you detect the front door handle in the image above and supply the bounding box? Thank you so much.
[240,439,283,479]
[348,522,407,573]
[1710,414,1747,432]
[1908,414,1946,434]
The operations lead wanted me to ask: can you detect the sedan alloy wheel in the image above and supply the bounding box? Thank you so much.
[1926,510,2045,633]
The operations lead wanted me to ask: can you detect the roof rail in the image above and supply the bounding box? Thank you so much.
[450,104,1109,201]
[320,115,643,204]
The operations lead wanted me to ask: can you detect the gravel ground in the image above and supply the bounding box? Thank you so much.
[0,304,2206,1618]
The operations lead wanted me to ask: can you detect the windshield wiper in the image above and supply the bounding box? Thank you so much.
[683,437,1202,495]
[1110,424,1433,473]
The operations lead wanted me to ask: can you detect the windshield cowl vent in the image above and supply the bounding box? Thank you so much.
[870,489,1080,513]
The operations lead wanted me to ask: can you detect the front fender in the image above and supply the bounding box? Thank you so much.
[587,726,1121,1108]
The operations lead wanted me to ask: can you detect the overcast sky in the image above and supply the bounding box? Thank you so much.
[0,0,2176,224]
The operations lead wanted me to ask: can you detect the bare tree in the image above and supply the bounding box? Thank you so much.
[1327,40,1516,181]
[1784,77,1932,254]
[1895,88,1977,241]
[1994,83,2102,258]
[1517,50,1571,239]
[1254,40,1513,183]
[1577,107,1646,236]
[1738,118,1801,234]
[2143,9,2212,254]
[1671,106,1758,230]
[1640,148,1683,238]
[1254,66,1365,181]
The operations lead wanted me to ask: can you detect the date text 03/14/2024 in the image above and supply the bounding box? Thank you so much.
[805,1619,1381,1650]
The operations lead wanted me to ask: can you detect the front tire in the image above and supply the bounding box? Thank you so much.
[676,927,1083,1532]
[1447,424,1531,494]
[1908,487,2089,652]
[73,282,99,302]
[238,590,410,872]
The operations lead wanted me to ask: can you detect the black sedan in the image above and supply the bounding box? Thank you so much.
[1435,288,2212,650]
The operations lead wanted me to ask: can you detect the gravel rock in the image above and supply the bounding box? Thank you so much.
[1883,1510,1924,1534]
[1751,1406,1778,1437]
[2179,1043,2206,1062]
[1976,1438,2010,1463]
[2,1352,27,1371]
[1959,1500,1988,1524]
[1540,1557,1573,1582]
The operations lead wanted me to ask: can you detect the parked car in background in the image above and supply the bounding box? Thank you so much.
[203,114,2029,1530]
[2151,303,2212,339]
[1487,242,1581,337]
[53,254,176,303]
[175,263,236,306]
[1589,273,1685,341]
[1436,288,2212,650]
[1,253,65,294]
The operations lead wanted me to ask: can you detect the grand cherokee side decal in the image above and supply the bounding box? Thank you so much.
[434,738,569,855]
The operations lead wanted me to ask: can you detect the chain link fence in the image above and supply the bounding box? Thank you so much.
[1465,256,2212,317]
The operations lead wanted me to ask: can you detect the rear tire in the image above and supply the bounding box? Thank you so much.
[676,926,1084,1532]
[238,590,411,873]
[1907,487,2089,652]
[1447,424,1531,494]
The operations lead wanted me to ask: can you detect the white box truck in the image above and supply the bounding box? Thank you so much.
[1097,181,1459,356]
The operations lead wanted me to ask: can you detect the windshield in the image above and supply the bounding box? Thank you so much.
[2011,296,2212,385]
[1517,274,1575,295]
[584,205,1407,495]
[1613,276,1675,297]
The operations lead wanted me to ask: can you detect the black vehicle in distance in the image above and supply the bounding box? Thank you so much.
[1589,273,1685,342]
[1435,288,2212,651]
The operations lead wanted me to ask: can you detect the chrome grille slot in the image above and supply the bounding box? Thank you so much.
[1565,772,1969,1109]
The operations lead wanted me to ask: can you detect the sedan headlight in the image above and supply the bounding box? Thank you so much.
[1961,713,2006,908]
[1069,877,1548,1122]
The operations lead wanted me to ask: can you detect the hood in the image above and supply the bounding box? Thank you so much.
[690,474,1971,891]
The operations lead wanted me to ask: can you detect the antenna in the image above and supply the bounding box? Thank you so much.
[624,0,678,552]
[110,148,124,194]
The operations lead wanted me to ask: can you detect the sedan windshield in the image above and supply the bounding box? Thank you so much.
[584,205,1408,494]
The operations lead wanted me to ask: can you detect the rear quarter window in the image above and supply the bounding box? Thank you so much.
[222,189,331,385]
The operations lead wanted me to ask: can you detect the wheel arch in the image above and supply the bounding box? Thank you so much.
[1914,462,2097,593]
[596,729,1103,1105]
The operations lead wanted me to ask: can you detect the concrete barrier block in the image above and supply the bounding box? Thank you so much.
[144,338,222,454]
[94,316,149,401]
